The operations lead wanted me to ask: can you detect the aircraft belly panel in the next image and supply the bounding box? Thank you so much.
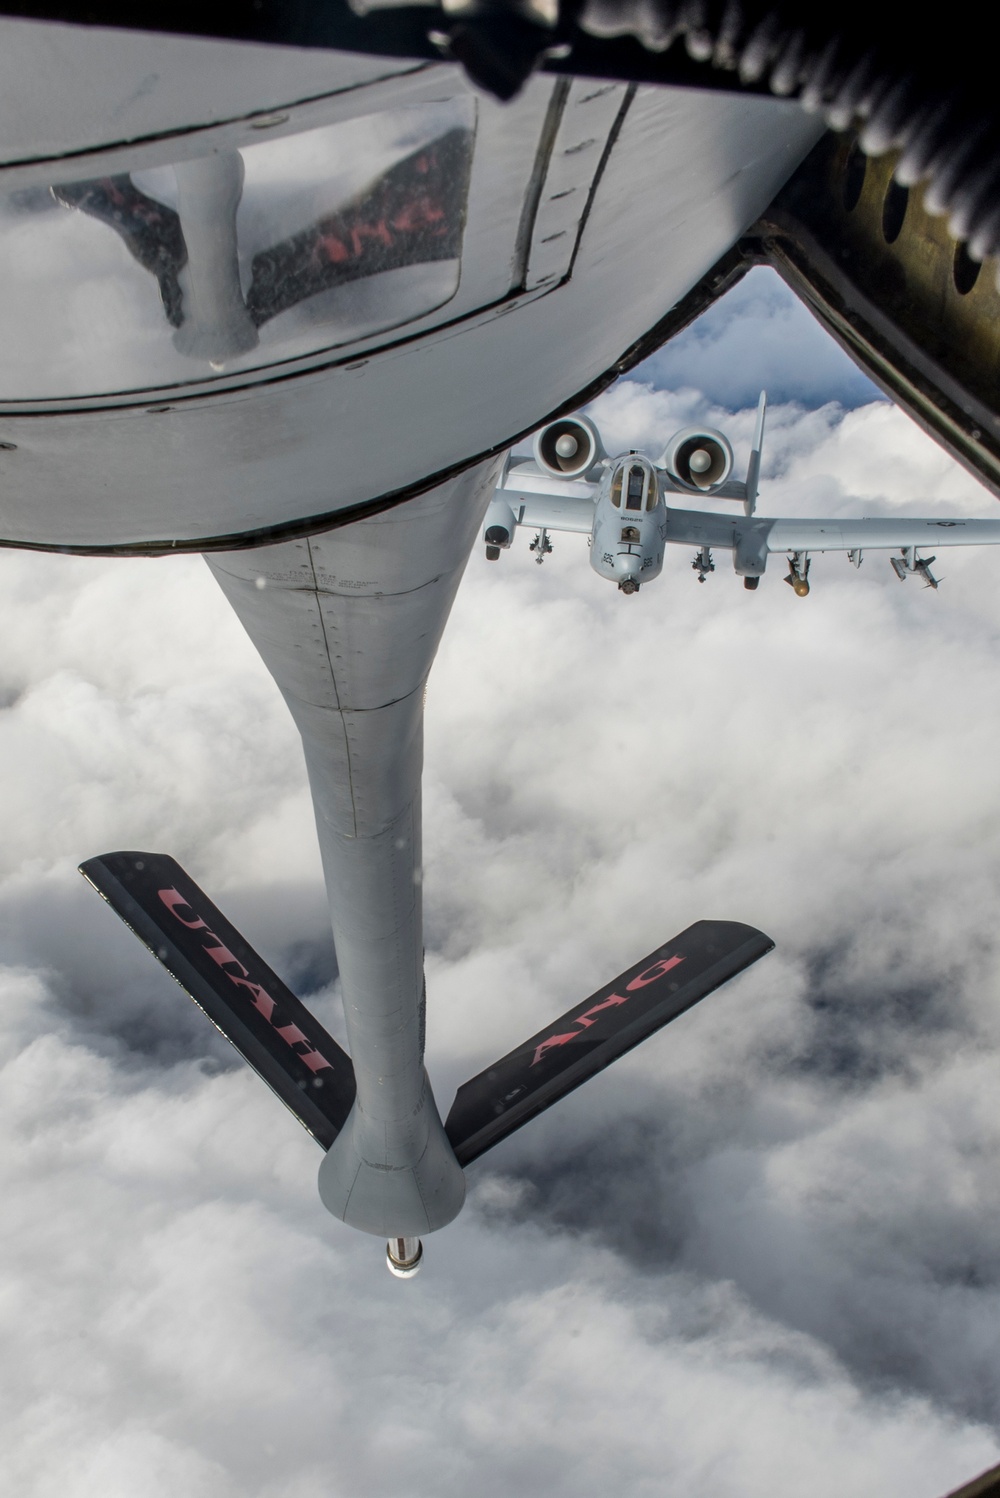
[209,459,496,716]
[0,87,819,549]
[0,20,419,167]
[302,694,424,839]
[208,564,344,712]
[525,79,631,290]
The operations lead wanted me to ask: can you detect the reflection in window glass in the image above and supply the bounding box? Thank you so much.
[0,99,475,399]
[610,468,623,507]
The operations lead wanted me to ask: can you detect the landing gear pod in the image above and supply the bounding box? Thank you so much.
[483,496,519,558]
[661,428,734,492]
[533,415,605,478]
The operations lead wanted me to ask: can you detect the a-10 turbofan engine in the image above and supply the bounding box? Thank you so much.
[660,426,734,493]
[482,413,605,557]
[482,394,1000,600]
[482,412,740,595]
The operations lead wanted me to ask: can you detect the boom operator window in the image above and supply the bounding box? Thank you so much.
[4,99,475,401]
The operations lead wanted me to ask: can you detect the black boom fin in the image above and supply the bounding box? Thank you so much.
[445,919,773,1165]
[80,851,355,1150]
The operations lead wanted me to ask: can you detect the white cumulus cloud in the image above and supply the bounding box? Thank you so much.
[1,311,999,1496]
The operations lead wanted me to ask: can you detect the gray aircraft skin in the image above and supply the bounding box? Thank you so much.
[0,24,820,548]
[485,398,1000,596]
[4,19,993,1268]
[204,474,497,1238]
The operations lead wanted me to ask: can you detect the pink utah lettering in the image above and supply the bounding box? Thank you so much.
[157,885,333,1072]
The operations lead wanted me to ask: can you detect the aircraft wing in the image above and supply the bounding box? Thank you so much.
[763,517,1000,552]
[495,460,597,534]
[664,509,1000,552]
[663,509,750,547]
[511,494,596,534]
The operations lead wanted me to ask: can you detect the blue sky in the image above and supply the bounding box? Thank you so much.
[643,266,883,411]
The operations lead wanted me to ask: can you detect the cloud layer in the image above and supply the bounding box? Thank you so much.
[1,332,999,1494]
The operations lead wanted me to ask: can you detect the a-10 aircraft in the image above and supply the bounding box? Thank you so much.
[483,395,1000,595]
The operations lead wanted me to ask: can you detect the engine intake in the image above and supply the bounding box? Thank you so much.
[661,428,734,493]
[533,415,604,478]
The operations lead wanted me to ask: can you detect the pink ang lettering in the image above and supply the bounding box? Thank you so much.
[625,955,684,991]
[158,888,208,930]
[573,991,629,1029]
[530,1031,581,1067]
[528,955,686,1067]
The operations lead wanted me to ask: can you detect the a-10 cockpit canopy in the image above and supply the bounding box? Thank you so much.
[609,459,659,512]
